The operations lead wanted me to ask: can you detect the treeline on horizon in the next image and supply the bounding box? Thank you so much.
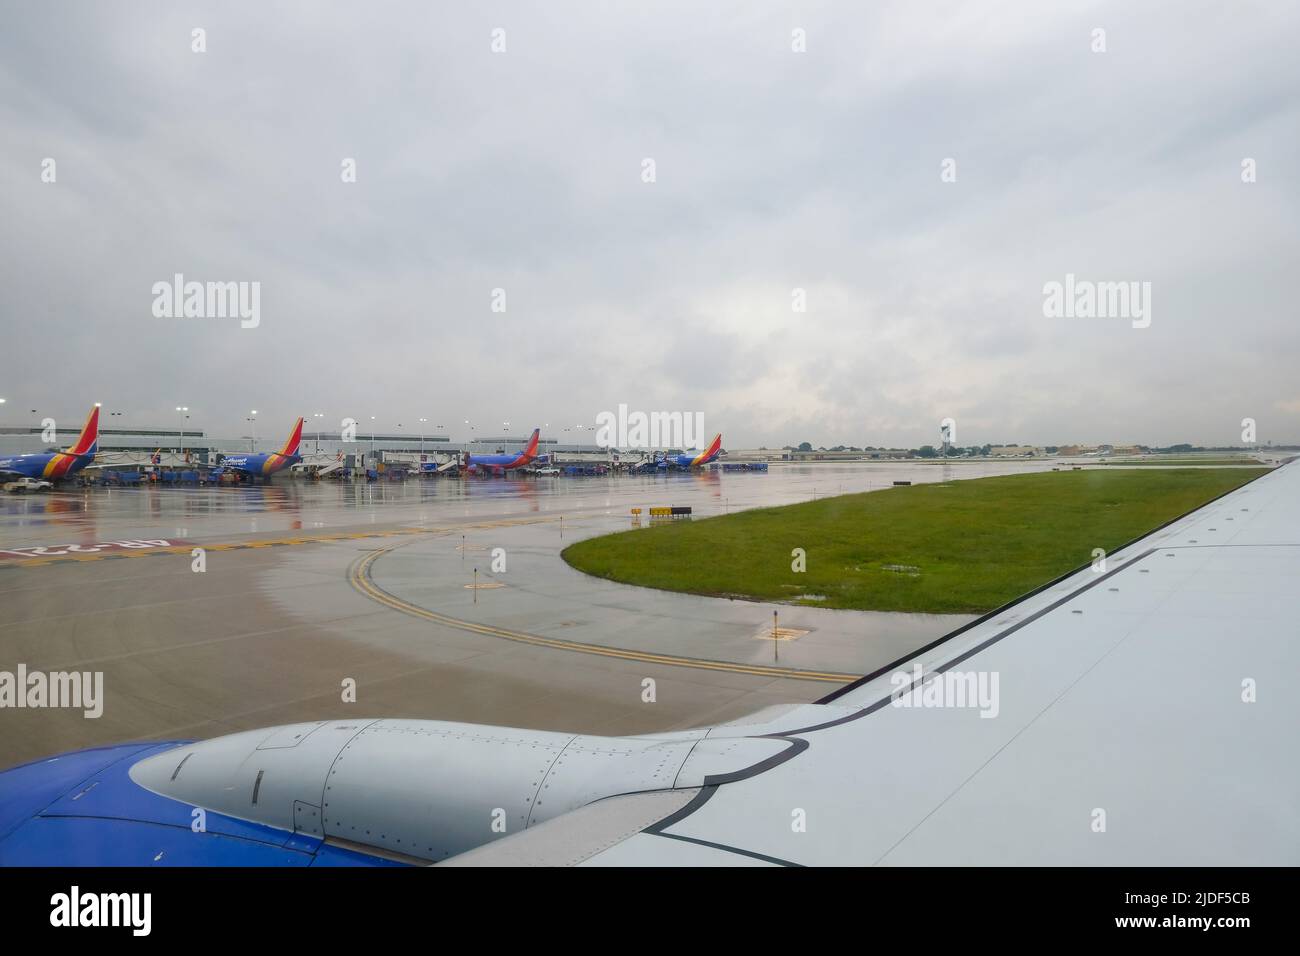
[769,442,1282,457]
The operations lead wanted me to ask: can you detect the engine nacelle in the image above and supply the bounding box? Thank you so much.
[129,717,789,863]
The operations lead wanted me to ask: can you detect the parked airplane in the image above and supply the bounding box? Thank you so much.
[0,460,1293,865]
[657,432,723,469]
[0,405,99,481]
[214,417,303,480]
[464,427,540,474]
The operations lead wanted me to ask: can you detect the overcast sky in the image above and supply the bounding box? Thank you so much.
[2,1,1297,449]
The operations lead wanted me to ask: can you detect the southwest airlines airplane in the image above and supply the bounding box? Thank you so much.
[215,417,303,480]
[0,461,1296,865]
[658,432,722,469]
[0,405,99,481]
[464,427,540,474]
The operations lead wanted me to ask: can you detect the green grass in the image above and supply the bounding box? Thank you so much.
[562,469,1266,614]
[1096,458,1259,466]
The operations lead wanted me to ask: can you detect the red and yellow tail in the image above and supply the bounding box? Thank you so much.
[67,406,100,456]
[523,428,540,459]
[691,433,723,466]
[277,417,304,457]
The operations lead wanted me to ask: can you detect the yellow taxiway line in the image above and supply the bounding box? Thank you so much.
[348,547,858,685]
[2,515,561,567]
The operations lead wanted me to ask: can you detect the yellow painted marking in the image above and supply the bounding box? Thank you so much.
[348,548,857,684]
[3,515,561,570]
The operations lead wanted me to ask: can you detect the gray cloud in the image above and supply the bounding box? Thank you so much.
[1,0,1297,449]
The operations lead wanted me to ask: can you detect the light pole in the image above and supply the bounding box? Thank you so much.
[418,418,428,457]
[96,405,122,455]
[175,406,189,460]
[313,413,324,454]
[247,410,258,453]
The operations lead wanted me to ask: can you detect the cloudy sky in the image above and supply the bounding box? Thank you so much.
[2,1,1297,449]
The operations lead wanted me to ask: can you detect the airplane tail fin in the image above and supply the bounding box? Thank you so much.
[523,428,540,459]
[278,417,304,457]
[703,432,722,461]
[67,406,100,457]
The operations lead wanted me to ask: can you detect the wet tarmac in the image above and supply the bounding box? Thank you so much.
[0,460,1061,767]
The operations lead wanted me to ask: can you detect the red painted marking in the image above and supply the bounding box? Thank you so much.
[0,539,189,560]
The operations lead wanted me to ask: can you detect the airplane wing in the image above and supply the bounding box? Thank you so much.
[449,459,1300,865]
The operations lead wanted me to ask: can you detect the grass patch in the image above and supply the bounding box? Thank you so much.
[562,469,1266,614]
[1096,458,1260,466]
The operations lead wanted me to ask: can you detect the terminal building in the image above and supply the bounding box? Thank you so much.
[0,423,620,471]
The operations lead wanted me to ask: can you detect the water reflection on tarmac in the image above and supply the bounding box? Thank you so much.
[0,460,1061,550]
[0,460,1075,764]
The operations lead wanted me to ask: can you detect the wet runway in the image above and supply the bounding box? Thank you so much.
[0,461,1058,768]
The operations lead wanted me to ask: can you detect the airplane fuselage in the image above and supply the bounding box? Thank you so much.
[663,433,723,469]
[218,452,300,478]
[216,416,305,479]
[0,451,93,481]
[466,453,531,473]
[465,428,541,475]
[0,407,100,481]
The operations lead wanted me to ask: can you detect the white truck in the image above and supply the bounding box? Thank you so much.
[3,477,53,493]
